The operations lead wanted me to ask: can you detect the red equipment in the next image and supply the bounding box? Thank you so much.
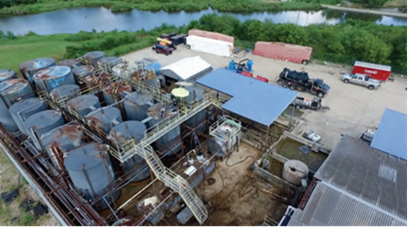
[253,42,313,64]
[352,61,391,81]
[255,75,268,83]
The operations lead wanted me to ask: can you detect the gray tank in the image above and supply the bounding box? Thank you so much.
[86,107,123,134]
[97,57,121,69]
[147,104,181,155]
[19,58,56,84]
[123,91,154,121]
[109,121,150,183]
[33,66,76,93]
[184,87,206,132]
[9,98,47,135]
[64,142,120,211]
[40,123,86,170]
[0,69,17,82]
[57,59,82,68]
[67,94,101,117]
[50,84,80,101]
[83,51,106,66]
[103,81,132,105]
[24,110,65,150]
[0,79,35,132]
[72,65,94,84]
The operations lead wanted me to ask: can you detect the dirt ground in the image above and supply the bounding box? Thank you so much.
[124,46,407,149]
[192,143,290,226]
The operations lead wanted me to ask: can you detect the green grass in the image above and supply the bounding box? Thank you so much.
[0,0,323,15]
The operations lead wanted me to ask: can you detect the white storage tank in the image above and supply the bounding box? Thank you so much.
[282,160,309,186]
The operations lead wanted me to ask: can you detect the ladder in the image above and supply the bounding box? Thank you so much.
[137,143,208,224]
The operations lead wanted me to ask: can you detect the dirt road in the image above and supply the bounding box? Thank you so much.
[321,4,407,18]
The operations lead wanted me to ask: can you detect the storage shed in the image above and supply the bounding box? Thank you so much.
[159,56,212,87]
[352,61,392,81]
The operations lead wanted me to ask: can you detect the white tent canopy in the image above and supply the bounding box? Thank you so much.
[159,56,212,82]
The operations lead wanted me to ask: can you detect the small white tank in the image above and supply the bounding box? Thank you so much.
[282,160,309,186]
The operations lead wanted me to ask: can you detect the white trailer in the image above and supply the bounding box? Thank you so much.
[186,35,233,57]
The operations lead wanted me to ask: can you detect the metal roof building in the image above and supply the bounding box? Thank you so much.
[197,68,298,127]
[370,109,407,160]
[159,56,212,82]
[287,135,407,226]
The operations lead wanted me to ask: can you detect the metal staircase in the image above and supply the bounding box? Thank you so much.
[137,143,208,224]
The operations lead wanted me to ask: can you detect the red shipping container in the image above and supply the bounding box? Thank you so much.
[352,61,391,81]
[188,29,234,43]
[253,42,313,64]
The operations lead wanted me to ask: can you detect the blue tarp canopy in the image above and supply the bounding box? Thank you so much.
[197,68,298,127]
[371,109,407,160]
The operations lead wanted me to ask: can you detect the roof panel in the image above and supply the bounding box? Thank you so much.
[287,182,407,226]
[371,109,407,160]
[197,68,298,126]
[315,135,407,220]
[160,56,212,81]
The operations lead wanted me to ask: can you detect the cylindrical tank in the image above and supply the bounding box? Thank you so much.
[97,57,121,69]
[83,51,106,66]
[9,98,47,134]
[64,142,120,211]
[184,87,206,132]
[103,81,132,105]
[57,59,82,68]
[147,104,181,155]
[123,91,154,122]
[206,133,238,158]
[40,123,86,170]
[84,72,112,87]
[67,94,101,117]
[0,69,17,82]
[0,79,35,132]
[33,66,76,93]
[50,84,80,101]
[19,58,56,83]
[282,160,309,186]
[109,121,150,183]
[72,65,94,84]
[24,110,65,150]
[86,107,123,134]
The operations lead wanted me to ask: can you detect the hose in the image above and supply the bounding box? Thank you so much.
[225,155,255,167]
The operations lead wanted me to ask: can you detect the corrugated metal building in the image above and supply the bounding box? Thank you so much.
[370,109,407,160]
[286,135,407,226]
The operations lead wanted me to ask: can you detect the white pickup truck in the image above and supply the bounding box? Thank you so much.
[342,73,382,90]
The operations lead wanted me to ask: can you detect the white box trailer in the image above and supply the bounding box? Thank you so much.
[186,35,233,57]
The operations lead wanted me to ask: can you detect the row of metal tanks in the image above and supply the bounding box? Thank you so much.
[0,52,224,222]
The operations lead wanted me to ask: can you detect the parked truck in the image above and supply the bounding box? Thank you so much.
[342,73,382,90]
[291,96,330,111]
[277,68,330,98]
[253,42,313,64]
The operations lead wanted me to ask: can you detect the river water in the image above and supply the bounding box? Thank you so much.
[0,7,406,35]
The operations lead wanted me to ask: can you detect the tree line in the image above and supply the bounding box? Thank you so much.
[182,14,406,72]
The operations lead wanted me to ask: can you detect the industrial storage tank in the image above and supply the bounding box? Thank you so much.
[0,69,17,82]
[33,66,76,93]
[103,81,132,105]
[40,123,86,170]
[109,121,150,182]
[83,51,106,66]
[57,59,82,68]
[50,84,80,101]
[72,65,94,84]
[24,110,65,150]
[86,107,123,134]
[9,98,47,134]
[97,57,121,70]
[84,72,112,87]
[147,103,181,155]
[0,79,35,132]
[282,160,309,186]
[184,87,206,132]
[64,142,120,211]
[123,91,154,121]
[67,94,101,117]
[19,58,56,83]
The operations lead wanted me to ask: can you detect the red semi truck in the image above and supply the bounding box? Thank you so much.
[253,42,313,65]
[352,61,391,81]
